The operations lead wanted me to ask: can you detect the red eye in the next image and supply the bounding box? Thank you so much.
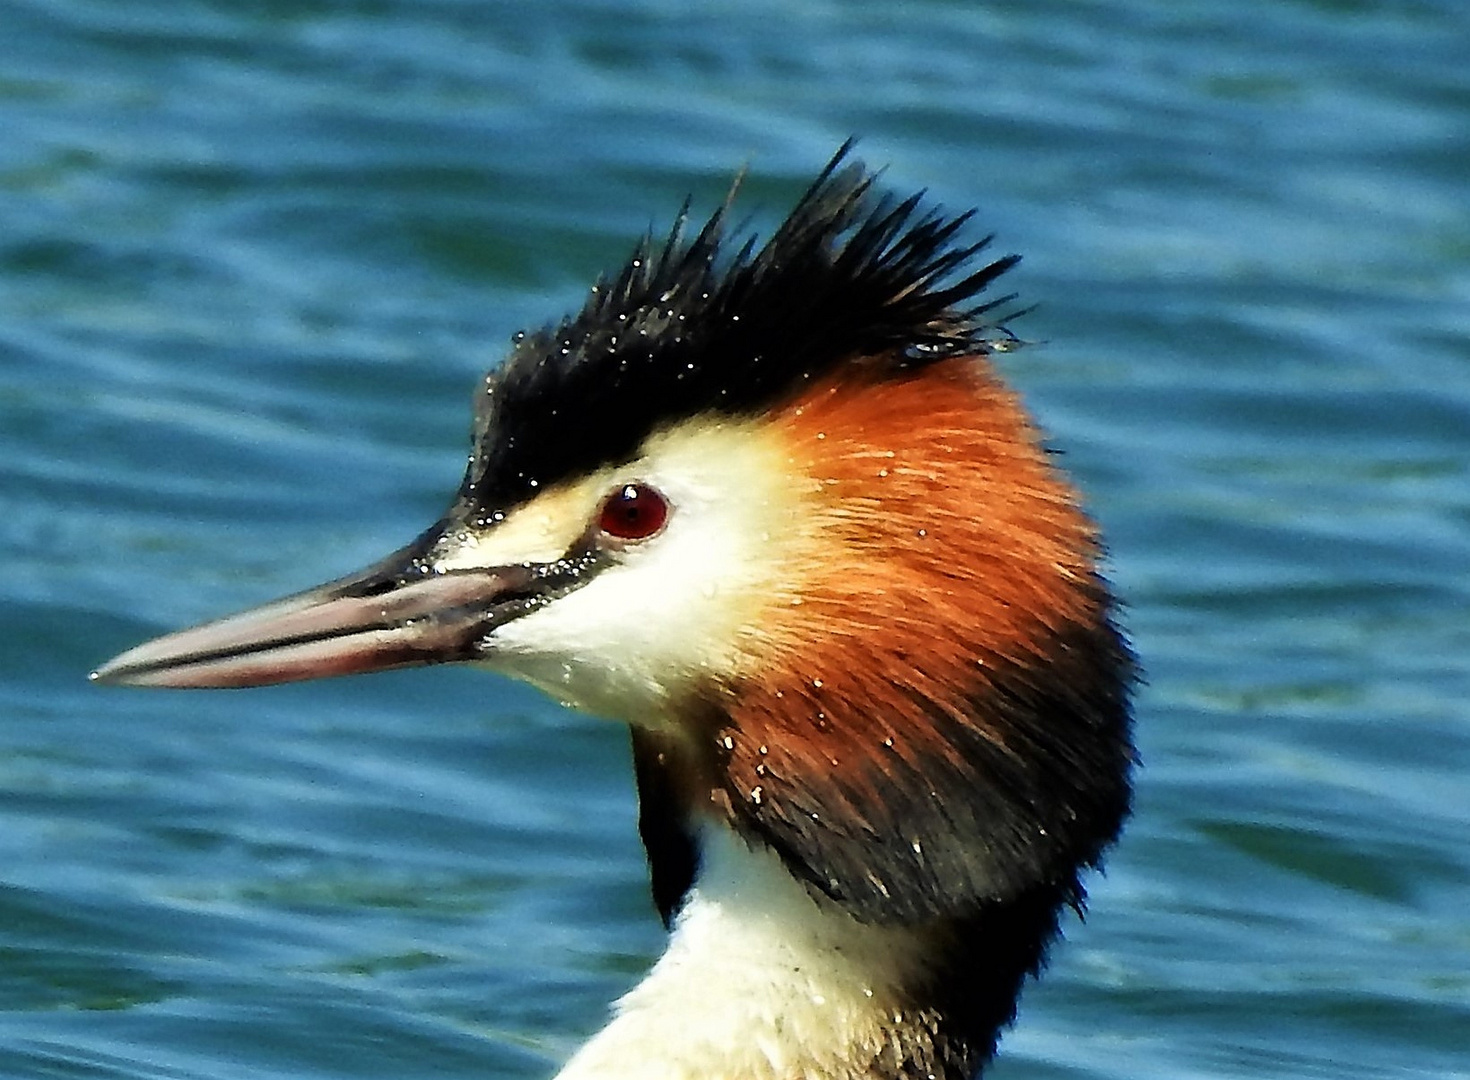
[598,483,669,541]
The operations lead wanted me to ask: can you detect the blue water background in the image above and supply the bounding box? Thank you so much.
[2,1,1468,1077]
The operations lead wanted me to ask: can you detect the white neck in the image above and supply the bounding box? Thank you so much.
[554,827,940,1080]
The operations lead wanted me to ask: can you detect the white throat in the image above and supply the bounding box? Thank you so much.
[554,827,937,1080]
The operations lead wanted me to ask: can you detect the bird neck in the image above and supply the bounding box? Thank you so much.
[553,826,1055,1080]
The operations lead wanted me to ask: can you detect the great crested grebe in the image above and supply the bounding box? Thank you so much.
[94,146,1135,1080]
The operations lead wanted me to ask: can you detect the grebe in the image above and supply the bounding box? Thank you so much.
[93,146,1135,1080]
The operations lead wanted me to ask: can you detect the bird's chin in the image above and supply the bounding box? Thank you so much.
[471,642,690,729]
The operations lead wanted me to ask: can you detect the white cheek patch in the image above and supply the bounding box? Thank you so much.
[486,419,809,721]
[431,479,606,570]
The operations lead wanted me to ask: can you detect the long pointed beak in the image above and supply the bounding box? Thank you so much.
[91,527,568,689]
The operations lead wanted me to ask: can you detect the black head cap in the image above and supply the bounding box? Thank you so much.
[461,143,1023,518]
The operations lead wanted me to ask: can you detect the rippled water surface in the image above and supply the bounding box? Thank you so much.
[3,1,1468,1077]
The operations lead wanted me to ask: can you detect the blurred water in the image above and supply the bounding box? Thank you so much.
[2,1,1468,1077]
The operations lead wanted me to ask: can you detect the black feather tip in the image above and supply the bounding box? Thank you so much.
[462,143,1023,517]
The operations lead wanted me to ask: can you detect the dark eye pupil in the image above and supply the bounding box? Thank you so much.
[598,483,669,540]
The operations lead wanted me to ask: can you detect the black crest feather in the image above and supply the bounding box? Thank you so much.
[462,143,1022,515]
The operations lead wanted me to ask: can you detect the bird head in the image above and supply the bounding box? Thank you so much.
[94,147,1134,927]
